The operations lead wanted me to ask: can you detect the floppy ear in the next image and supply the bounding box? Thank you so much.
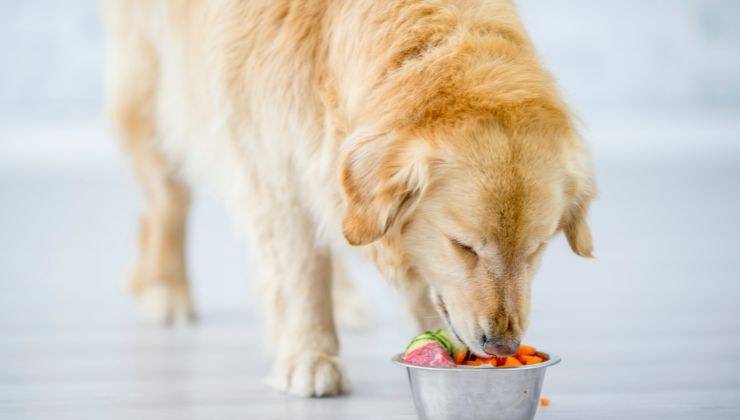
[340,129,429,246]
[562,197,594,258]
[560,139,596,258]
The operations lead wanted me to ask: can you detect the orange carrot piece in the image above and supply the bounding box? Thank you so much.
[519,355,544,365]
[454,351,467,365]
[539,397,550,407]
[516,345,537,356]
[500,356,522,368]
[464,359,484,366]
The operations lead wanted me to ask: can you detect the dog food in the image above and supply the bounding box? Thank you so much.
[403,329,548,368]
[403,329,464,368]
[403,341,456,367]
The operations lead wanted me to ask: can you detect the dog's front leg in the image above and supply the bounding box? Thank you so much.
[370,244,443,332]
[399,272,445,332]
[246,193,346,397]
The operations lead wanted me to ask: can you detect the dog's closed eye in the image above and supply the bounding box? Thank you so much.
[449,237,479,261]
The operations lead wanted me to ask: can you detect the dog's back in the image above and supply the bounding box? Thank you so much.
[104,1,335,196]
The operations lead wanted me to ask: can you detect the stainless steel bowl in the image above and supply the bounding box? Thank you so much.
[393,353,560,420]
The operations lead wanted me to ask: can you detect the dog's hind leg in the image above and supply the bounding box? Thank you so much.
[105,6,195,325]
[331,254,371,330]
[123,145,194,325]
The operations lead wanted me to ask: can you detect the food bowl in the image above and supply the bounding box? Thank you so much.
[393,352,560,420]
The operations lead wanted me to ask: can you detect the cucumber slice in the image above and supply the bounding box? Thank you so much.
[404,332,437,353]
[433,329,468,355]
[429,330,453,354]
[404,329,468,357]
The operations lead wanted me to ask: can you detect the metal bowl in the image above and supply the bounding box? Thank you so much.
[393,352,560,420]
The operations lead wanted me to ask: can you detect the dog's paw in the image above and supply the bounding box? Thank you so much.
[268,352,348,397]
[128,263,196,325]
[133,283,196,325]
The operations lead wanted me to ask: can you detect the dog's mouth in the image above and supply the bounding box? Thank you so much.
[434,293,494,357]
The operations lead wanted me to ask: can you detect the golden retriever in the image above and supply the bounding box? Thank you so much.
[103,0,595,397]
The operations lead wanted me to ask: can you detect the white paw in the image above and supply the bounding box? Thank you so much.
[268,352,348,397]
[134,283,196,325]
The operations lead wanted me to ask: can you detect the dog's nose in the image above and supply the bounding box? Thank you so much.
[482,336,520,356]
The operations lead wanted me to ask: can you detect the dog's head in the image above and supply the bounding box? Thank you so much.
[340,120,595,357]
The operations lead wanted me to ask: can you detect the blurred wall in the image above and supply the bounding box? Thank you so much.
[1,1,103,119]
[522,0,740,110]
[1,0,739,121]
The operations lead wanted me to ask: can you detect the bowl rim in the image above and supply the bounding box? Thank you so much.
[392,352,561,371]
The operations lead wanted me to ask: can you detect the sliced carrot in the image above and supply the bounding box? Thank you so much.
[539,397,550,407]
[456,344,543,368]
[499,356,522,367]
[516,345,537,356]
[519,355,544,365]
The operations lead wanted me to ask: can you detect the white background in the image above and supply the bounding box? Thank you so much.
[1,2,739,419]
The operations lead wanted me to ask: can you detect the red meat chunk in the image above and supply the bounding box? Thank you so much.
[403,342,456,368]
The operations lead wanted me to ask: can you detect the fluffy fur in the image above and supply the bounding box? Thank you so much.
[104,0,595,397]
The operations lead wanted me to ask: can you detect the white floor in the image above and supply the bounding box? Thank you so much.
[1,118,739,419]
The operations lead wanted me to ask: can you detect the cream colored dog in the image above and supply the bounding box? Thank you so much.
[104,0,595,397]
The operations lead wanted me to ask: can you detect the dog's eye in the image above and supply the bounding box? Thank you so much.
[450,238,478,258]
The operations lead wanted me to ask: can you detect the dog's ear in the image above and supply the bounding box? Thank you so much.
[560,138,596,258]
[340,129,429,246]
[562,198,594,258]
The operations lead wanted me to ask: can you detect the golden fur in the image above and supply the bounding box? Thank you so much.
[104,0,595,397]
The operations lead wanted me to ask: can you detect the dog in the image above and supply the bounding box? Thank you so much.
[103,0,595,397]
